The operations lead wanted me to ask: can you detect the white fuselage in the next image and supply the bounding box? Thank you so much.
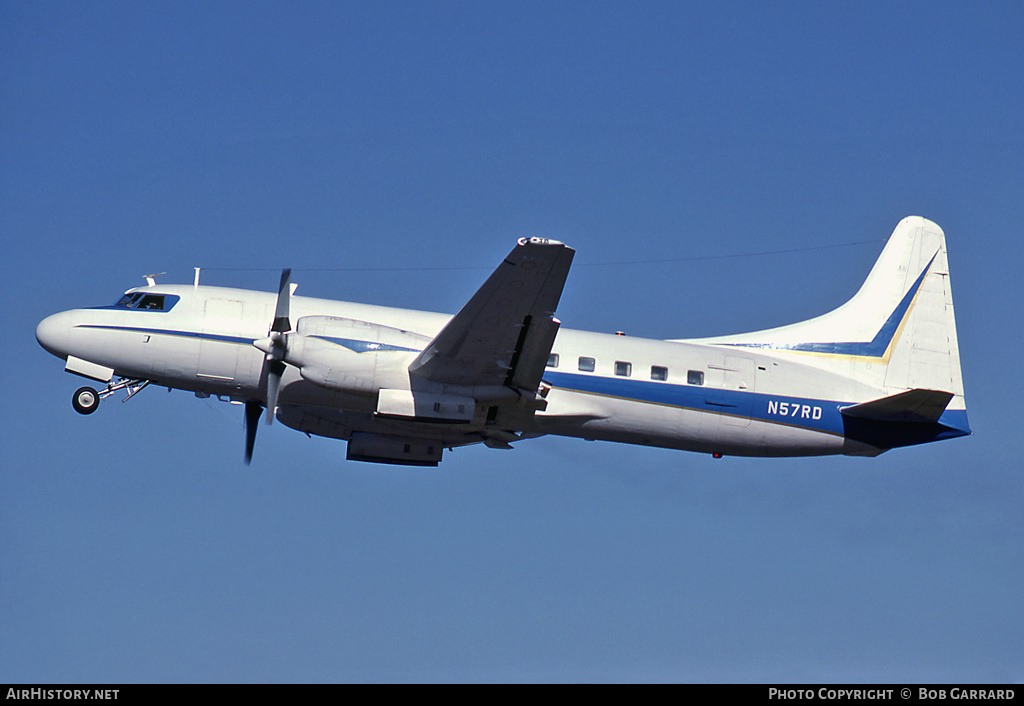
[37,283,907,459]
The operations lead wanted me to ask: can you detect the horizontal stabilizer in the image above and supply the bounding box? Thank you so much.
[840,389,954,424]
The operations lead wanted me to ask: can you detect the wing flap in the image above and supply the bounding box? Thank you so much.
[508,314,561,392]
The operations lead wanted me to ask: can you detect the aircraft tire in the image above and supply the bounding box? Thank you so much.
[72,387,100,415]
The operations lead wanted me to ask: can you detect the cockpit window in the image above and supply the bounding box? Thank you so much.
[137,294,166,310]
[114,293,143,308]
[111,292,179,312]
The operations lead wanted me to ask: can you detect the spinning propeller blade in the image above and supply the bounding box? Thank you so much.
[264,269,291,424]
[244,400,262,464]
[248,268,293,449]
[272,269,291,333]
[265,359,285,425]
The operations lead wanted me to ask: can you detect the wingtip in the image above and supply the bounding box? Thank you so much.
[517,237,565,247]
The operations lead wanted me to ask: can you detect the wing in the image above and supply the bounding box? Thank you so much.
[408,238,575,391]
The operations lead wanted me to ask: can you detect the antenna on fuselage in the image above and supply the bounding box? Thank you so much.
[144,272,166,287]
[194,267,201,288]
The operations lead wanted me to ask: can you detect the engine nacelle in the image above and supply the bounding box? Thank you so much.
[275,316,542,419]
[283,315,431,396]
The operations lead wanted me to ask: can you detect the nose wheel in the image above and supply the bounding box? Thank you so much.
[72,386,100,415]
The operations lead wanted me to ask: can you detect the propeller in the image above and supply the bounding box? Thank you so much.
[244,400,262,465]
[263,268,292,425]
[246,268,293,463]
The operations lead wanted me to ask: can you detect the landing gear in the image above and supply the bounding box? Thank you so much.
[71,377,151,415]
[72,387,100,415]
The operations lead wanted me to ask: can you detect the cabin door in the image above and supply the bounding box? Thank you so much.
[705,355,755,427]
[197,299,243,382]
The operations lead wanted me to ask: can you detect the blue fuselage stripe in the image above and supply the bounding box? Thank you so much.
[78,325,422,353]
[75,324,254,346]
[543,370,971,440]
[545,370,846,434]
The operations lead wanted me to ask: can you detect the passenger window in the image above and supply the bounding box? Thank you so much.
[687,370,704,386]
[578,357,595,372]
[651,366,668,381]
[547,353,559,368]
[614,361,631,377]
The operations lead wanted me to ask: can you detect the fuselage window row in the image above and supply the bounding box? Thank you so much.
[556,356,703,386]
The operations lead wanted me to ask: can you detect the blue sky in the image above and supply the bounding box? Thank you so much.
[3,1,1022,682]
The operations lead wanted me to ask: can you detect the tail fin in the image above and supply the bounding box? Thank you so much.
[688,216,967,422]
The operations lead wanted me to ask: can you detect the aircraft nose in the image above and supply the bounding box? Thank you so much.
[36,311,72,358]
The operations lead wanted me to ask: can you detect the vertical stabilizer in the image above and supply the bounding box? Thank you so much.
[685,217,967,416]
[877,220,964,399]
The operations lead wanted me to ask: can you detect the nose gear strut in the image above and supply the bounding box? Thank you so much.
[71,377,151,415]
